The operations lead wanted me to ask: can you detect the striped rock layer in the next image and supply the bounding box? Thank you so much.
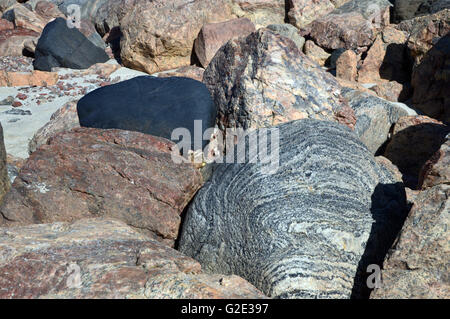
[179,119,408,299]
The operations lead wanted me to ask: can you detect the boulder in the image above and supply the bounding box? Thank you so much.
[157,66,205,82]
[342,88,416,154]
[0,122,9,202]
[309,0,392,52]
[304,39,331,66]
[0,218,266,298]
[411,34,450,123]
[419,134,450,189]
[179,119,408,299]
[336,49,358,81]
[77,76,216,150]
[368,80,412,103]
[33,18,109,71]
[0,128,204,246]
[266,23,306,51]
[384,115,450,189]
[2,3,47,33]
[120,0,235,74]
[287,0,335,29]
[371,184,450,299]
[34,0,65,21]
[0,18,13,31]
[194,18,255,68]
[394,0,450,22]
[203,29,355,132]
[0,70,58,86]
[231,0,286,28]
[0,28,39,56]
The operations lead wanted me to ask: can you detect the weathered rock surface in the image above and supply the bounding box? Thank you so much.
[33,18,109,71]
[0,70,58,87]
[266,23,306,51]
[203,29,354,132]
[309,0,391,52]
[0,218,266,298]
[120,0,234,74]
[179,119,408,299]
[394,0,450,22]
[368,80,412,103]
[411,34,450,124]
[0,28,39,56]
[0,122,9,202]
[342,88,415,154]
[194,18,255,68]
[371,184,449,299]
[304,40,331,66]
[34,0,65,21]
[0,128,204,246]
[419,133,450,189]
[156,66,205,82]
[384,115,450,189]
[231,0,286,28]
[336,49,358,81]
[77,76,216,150]
[2,3,47,33]
[287,0,335,29]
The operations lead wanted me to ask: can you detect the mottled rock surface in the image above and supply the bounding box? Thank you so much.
[0,28,39,56]
[203,29,353,132]
[231,0,285,28]
[0,122,9,202]
[0,128,203,246]
[0,70,58,87]
[419,134,450,189]
[287,0,335,29]
[0,218,266,299]
[394,0,450,22]
[304,40,331,66]
[157,66,205,82]
[179,119,408,299]
[371,184,449,299]
[336,50,357,81]
[266,23,306,51]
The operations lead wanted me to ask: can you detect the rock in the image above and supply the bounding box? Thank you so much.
[368,80,412,103]
[0,70,58,86]
[266,23,306,51]
[394,0,450,22]
[0,18,13,31]
[419,134,450,189]
[194,18,255,68]
[33,18,109,71]
[411,34,450,124]
[120,0,234,74]
[3,3,47,33]
[203,29,354,132]
[34,0,65,21]
[77,76,216,150]
[0,122,9,202]
[0,218,266,298]
[82,61,121,78]
[78,19,107,50]
[0,128,204,246]
[399,9,450,66]
[287,0,335,29]
[28,101,79,154]
[157,66,205,82]
[358,27,410,85]
[309,0,392,52]
[231,0,286,28]
[0,0,15,12]
[371,184,450,299]
[179,119,408,299]
[336,49,358,81]
[304,40,331,66]
[0,28,39,56]
[342,88,416,154]
[384,115,450,189]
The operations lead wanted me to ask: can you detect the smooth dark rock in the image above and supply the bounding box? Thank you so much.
[33,18,109,71]
[77,76,216,150]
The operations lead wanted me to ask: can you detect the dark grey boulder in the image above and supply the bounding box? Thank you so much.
[178,119,408,299]
[33,18,109,71]
[77,76,216,150]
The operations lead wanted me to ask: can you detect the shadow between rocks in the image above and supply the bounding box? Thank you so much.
[350,182,408,299]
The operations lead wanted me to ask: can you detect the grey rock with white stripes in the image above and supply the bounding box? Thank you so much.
[178,119,408,299]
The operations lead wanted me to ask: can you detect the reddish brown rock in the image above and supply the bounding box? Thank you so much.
[304,40,331,66]
[6,3,47,33]
[419,134,450,189]
[231,0,286,28]
[194,18,255,68]
[371,184,449,299]
[157,66,205,82]
[369,80,412,103]
[0,128,204,247]
[34,1,65,21]
[384,115,450,189]
[0,218,267,299]
[336,49,358,81]
[0,28,39,56]
[287,0,335,29]
[0,18,13,32]
[0,70,59,87]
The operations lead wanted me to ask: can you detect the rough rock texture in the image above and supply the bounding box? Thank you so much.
[120,0,235,74]
[34,0,65,21]
[411,34,450,124]
[371,184,450,299]
[194,18,255,68]
[231,0,286,28]
[0,18,14,31]
[0,70,58,87]
[179,119,408,299]
[0,122,9,202]
[419,133,450,189]
[368,80,412,103]
[336,49,358,81]
[28,101,79,154]
[399,9,450,66]
[0,28,39,56]
[157,66,205,82]
[77,76,216,150]
[342,88,415,154]
[384,115,450,189]
[0,128,204,246]
[33,18,109,71]
[203,29,353,132]
[304,40,331,66]
[309,0,392,51]
[266,23,306,50]
[3,3,47,33]
[0,218,266,299]
[394,0,450,22]
[287,0,335,29]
